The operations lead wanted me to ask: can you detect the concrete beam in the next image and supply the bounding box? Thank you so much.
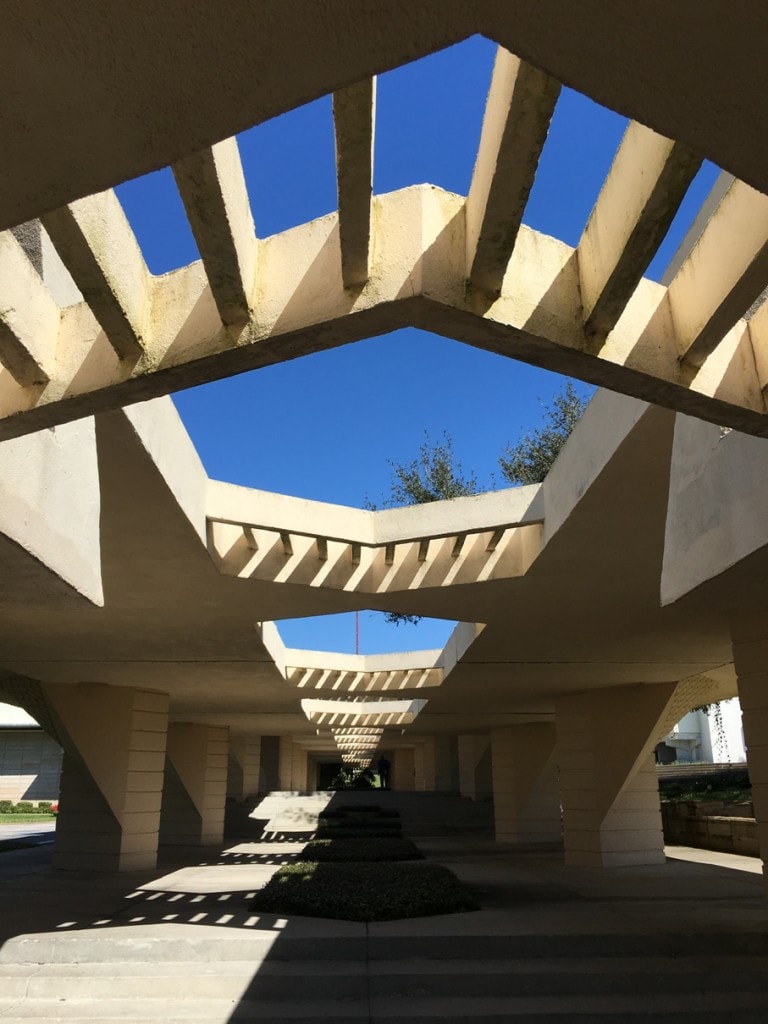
[41,190,150,361]
[1,184,767,440]
[579,123,700,337]
[668,178,768,368]
[172,137,257,326]
[0,230,59,385]
[333,78,375,288]
[466,46,560,297]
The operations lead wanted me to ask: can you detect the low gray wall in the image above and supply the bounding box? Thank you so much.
[0,728,62,803]
[661,800,759,857]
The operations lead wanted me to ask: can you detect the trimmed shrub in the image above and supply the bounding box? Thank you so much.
[302,837,423,862]
[35,801,52,813]
[252,861,478,921]
[315,827,402,840]
[0,801,14,814]
[319,806,400,820]
[14,802,34,814]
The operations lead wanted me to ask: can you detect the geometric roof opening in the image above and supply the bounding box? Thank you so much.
[275,611,458,656]
[172,330,589,507]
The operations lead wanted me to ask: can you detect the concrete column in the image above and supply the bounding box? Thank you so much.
[44,682,169,872]
[490,724,561,844]
[555,683,678,867]
[414,739,437,791]
[161,723,228,846]
[392,747,415,791]
[458,734,491,800]
[278,736,294,790]
[228,735,262,800]
[259,735,281,791]
[291,744,309,791]
[433,735,458,791]
[732,625,768,886]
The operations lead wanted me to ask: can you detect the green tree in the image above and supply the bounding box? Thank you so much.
[498,381,588,485]
[372,382,590,625]
[369,432,480,510]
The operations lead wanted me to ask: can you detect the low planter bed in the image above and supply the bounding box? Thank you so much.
[302,837,423,862]
[315,826,402,840]
[252,860,478,921]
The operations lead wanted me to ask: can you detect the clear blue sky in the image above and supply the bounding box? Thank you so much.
[115,35,719,656]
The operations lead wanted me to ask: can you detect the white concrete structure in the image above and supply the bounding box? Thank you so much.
[661,699,747,765]
[2,4,768,888]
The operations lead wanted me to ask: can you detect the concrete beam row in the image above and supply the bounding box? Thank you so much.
[1,82,767,438]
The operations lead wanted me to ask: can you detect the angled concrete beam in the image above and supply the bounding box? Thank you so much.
[41,190,150,361]
[333,77,376,288]
[668,178,768,369]
[3,183,768,440]
[465,46,560,297]
[172,137,257,326]
[0,229,59,384]
[579,123,700,337]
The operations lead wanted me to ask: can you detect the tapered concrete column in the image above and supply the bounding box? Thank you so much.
[44,682,169,872]
[292,744,309,791]
[161,723,228,846]
[259,735,281,791]
[458,734,491,800]
[555,683,678,866]
[392,747,415,791]
[434,735,458,791]
[490,724,561,843]
[414,738,437,791]
[278,736,308,790]
[732,625,768,886]
[228,735,262,800]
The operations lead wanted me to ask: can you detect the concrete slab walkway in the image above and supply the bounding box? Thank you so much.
[0,830,766,1021]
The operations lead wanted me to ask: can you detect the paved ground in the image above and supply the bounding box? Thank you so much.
[0,820,56,845]
[0,829,766,1021]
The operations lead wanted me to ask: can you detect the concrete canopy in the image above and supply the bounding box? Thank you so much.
[0,387,741,754]
[3,4,768,876]
[1,6,768,443]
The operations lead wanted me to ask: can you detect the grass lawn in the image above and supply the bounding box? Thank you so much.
[0,815,56,824]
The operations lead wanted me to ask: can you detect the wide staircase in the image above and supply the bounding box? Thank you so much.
[236,789,495,839]
[2,796,768,1021]
[3,912,768,1021]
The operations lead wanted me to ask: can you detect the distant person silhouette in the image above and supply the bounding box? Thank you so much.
[377,755,391,790]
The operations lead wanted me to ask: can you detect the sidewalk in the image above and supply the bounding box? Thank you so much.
[0,831,766,1021]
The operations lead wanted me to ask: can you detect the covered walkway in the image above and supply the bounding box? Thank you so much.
[0,802,766,1021]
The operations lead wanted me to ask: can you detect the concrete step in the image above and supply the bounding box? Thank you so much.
[3,988,768,1021]
[6,927,768,965]
[2,955,768,1002]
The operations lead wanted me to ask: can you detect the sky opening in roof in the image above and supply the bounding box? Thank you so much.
[523,86,628,245]
[275,611,458,656]
[171,331,590,507]
[112,37,726,654]
[374,35,495,196]
[115,166,199,276]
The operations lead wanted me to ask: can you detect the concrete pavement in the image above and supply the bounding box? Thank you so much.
[0,829,766,1021]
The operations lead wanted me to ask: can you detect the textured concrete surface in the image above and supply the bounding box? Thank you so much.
[0,833,767,1020]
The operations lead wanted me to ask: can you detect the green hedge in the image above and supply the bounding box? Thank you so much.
[0,801,55,814]
[252,861,478,921]
[315,826,402,840]
[302,837,423,862]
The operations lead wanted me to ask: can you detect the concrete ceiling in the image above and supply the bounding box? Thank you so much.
[2,3,767,231]
[0,392,738,738]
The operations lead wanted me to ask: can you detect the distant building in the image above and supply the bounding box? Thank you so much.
[657,699,746,765]
[0,703,62,804]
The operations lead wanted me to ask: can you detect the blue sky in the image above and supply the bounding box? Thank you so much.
[115,35,720,656]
